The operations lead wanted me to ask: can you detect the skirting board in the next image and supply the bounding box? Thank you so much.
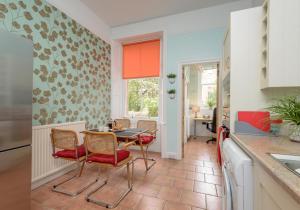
[166,152,181,160]
[31,162,76,190]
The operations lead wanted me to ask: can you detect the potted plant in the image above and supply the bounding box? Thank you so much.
[167,73,176,84]
[167,89,176,99]
[268,96,300,142]
[206,90,216,110]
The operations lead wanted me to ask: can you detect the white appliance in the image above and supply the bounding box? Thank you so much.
[222,138,253,210]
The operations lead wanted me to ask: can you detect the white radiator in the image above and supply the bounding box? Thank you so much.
[31,121,86,189]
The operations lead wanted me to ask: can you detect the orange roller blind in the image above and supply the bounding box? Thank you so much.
[123,39,160,79]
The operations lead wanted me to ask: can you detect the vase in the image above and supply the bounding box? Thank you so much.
[168,78,175,84]
[289,125,300,142]
[169,93,175,99]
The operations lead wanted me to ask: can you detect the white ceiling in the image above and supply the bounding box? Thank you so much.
[81,0,240,27]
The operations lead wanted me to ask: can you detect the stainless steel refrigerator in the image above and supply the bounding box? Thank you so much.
[0,31,33,210]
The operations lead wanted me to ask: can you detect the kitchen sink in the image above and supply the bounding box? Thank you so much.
[270,153,300,177]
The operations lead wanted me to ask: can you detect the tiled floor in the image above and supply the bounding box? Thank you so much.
[31,137,222,210]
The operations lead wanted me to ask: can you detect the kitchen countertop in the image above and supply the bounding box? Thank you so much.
[230,133,300,203]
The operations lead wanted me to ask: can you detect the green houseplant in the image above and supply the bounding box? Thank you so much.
[167,73,176,84]
[206,90,216,110]
[167,89,176,99]
[268,96,300,142]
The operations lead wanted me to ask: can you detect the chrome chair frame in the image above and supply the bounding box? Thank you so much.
[83,131,134,209]
[50,128,97,196]
[134,120,158,171]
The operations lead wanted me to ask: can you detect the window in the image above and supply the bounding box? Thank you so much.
[127,78,159,118]
[199,68,217,109]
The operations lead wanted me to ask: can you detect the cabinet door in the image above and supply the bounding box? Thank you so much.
[254,163,300,210]
[265,0,300,88]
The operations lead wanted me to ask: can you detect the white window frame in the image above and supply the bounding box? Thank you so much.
[123,77,161,121]
[198,68,217,109]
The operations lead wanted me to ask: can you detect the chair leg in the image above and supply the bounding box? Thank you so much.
[86,161,134,209]
[139,144,148,169]
[135,145,156,171]
[206,137,216,144]
[52,161,98,196]
[79,161,85,177]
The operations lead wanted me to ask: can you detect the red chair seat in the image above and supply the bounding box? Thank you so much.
[136,135,154,145]
[53,144,86,159]
[87,150,130,166]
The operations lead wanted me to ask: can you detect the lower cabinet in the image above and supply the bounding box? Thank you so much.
[254,163,300,210]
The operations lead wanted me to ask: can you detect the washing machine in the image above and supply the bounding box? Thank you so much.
[222,138,253,210]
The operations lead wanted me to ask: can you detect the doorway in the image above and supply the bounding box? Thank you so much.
[181,61,219,158]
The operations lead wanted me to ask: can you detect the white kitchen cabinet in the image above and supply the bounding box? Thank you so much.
[261,0,300,89]
[254,163,300,210]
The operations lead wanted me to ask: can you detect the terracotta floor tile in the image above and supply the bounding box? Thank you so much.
[157,186,182,202]
[204,161,219,168]
[191,207,205,210]
[213,168,222,176]
[173,179,194,191]
[206,195,222,210]
[194,181,217,196]
[153,175,175,187]
[119,191,143,209]
[180,190,206,209]
[184,160,203,166]
[205,174,222,185]
[30,137,223,210]
[216,185,222,197]
[163,201,192,210]
[168,169,187,178]
[194,173,205,182]
[134,182,161,197]
[186,172,196,180]
[196,166,214,175]
[136,196,165,210]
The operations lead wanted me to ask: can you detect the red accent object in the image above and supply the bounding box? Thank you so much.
[53,144,86,159]
[87,150,130,166]
[238,111,271,132]
[123,39,160,79]
[136,135,154,145]
[271,119,283,124]
[216,126,230,166]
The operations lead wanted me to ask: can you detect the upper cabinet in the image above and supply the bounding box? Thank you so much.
[261,0,300,89]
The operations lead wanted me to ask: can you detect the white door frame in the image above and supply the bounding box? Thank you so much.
[177,58,220,159]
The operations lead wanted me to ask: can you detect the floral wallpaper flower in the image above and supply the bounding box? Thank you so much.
[0,0,111,128]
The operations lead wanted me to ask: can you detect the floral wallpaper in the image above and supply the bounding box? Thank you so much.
[0,0,111,128]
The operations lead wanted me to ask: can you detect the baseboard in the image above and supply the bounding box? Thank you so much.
[31,163,76,190]
[166,152,180,160]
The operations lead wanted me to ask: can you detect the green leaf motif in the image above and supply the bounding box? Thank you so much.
[24,11,33,20]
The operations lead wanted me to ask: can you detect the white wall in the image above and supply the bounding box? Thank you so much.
[46,0,111,43]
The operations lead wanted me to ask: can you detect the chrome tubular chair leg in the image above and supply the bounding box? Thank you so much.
[134,145,156,171]
[52,161,98,196]
[86,161,134,209]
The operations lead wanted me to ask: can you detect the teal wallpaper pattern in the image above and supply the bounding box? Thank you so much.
[0,0,111,128]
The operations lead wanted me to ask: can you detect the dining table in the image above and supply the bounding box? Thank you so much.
[83,128,148,142]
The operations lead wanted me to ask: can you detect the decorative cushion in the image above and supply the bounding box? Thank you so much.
[87,150,130,166]
[53,144,86,159]
[136,135,154,145]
